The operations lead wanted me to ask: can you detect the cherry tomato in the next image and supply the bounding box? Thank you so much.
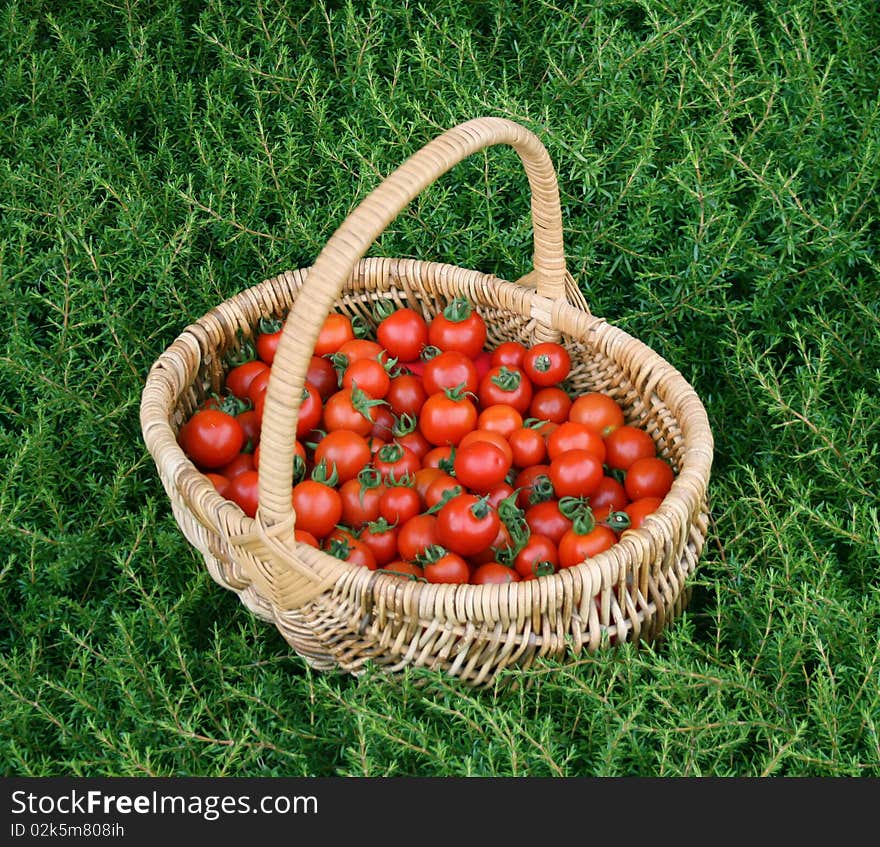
[624,456,675,501]
[513,533,559,580]
[490,340,527,369]
[183,409,245,470]
[422,349,480,396]
[225,359,270,401]
[528,386,572,424]
[546,420,606,462]
[427,297,487,359]
[569,392,625,437]
[412,466,448,505]
[314,313,355,357]
[525,499,573,545]
[471,562,521,585]
[589,475,630,513]
[291,479,343,540]
[549,449,605,499]
[245,367,272,407]
[424,474,463,510]
[397,514,440,562]
[435,493,501,557]
[218,451,255,480]
[477,404,523,439]
[458,428,514,467]
[379,484,422,526]
[225,469,260,518]
[236,409,261,452]
[478,365,533,414]
[452,440,511,494]
[513,464,554,509]
[604,425,656,471]
[313,429,372,484]
[380,560,425,580]
[385,373,427,419]
[294,528,320,547]
[324,528,377,570]
[508,425,548,469]
[335,337,384,365]
[418,388,478,447]
[368,403,396,441]
[376,306,429,362]
[338,476,385,529]
[623,496,664,531]
[204,472,231,497]
[255,319,284,365]
[422,445,455,471]
[306,355,339,401]
[423,549,471,584]
[342,356,392,399]
[359,520,400,567]
[522,342,571,387]
[373,442,421,483]
[558,525,618,569]
[295,381,324,437]
[322,386,383,437]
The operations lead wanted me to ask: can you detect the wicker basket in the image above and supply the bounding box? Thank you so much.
[140,117,714,686]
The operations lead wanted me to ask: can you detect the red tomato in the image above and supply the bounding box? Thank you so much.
[376,307,429,362]
[558,525,618,569]
[342,356,392,399]
[183,409,245,470]
[373,443,421,482]
[418,389,478,447]
[490,340,527,369]
[324,528,377,570]
[435,493,501,557]
[458,428,514,467]
[255,321,283,365]
[397,514,440,562]
[225,359,270,401]
[604,425,656,471]
[306,355,339,401]
[423,550,471,584]
[368,403,396,441]
[335,337,384,365]
[295,381,324,438]
[313,430,372,484]
[477,404,523,439]
[624,456,675,501]
[569,392,625,437]
[513,533,558,579]
[225,469,260,518]
[218,451,255,480]
[393,426,432,462]
[294,528,320,547]
[589,475,630,513]
[478,365,533,414]
[424,474,462,510]
[422,445,455,471]
[470,562,521,585]
[452,440,511,493]
[422,349,480,396]
[549,449,605,499]
[427,297,487,359]
[547,421,606,462]
[359,520,400,567]
[412,467,448,505]
[236,409,261,452]
[314,313,355,357]
[338,477,385,529]
[522,342,571,387]
[379,485,422,526]
[322,386,382,437]
[525,500,573,545]
[623,496,664,531]
[528,386,572,424]
[291,479,343,540]
[508,426,548,468]
[513,464,554,509]
[204,472,231,497]
[380,560,425,579]
[385,373,427,419]
[246,368,272,407]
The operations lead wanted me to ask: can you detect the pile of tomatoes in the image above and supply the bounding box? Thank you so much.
[177,298,676,585]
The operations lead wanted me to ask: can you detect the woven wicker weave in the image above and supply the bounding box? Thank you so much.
[140,117,714,685]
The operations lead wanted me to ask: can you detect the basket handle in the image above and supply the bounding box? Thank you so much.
[257,116,569,535]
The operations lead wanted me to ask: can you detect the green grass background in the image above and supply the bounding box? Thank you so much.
[1,0,878,777]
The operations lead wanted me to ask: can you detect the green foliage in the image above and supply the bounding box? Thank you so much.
[1,0,878,776]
